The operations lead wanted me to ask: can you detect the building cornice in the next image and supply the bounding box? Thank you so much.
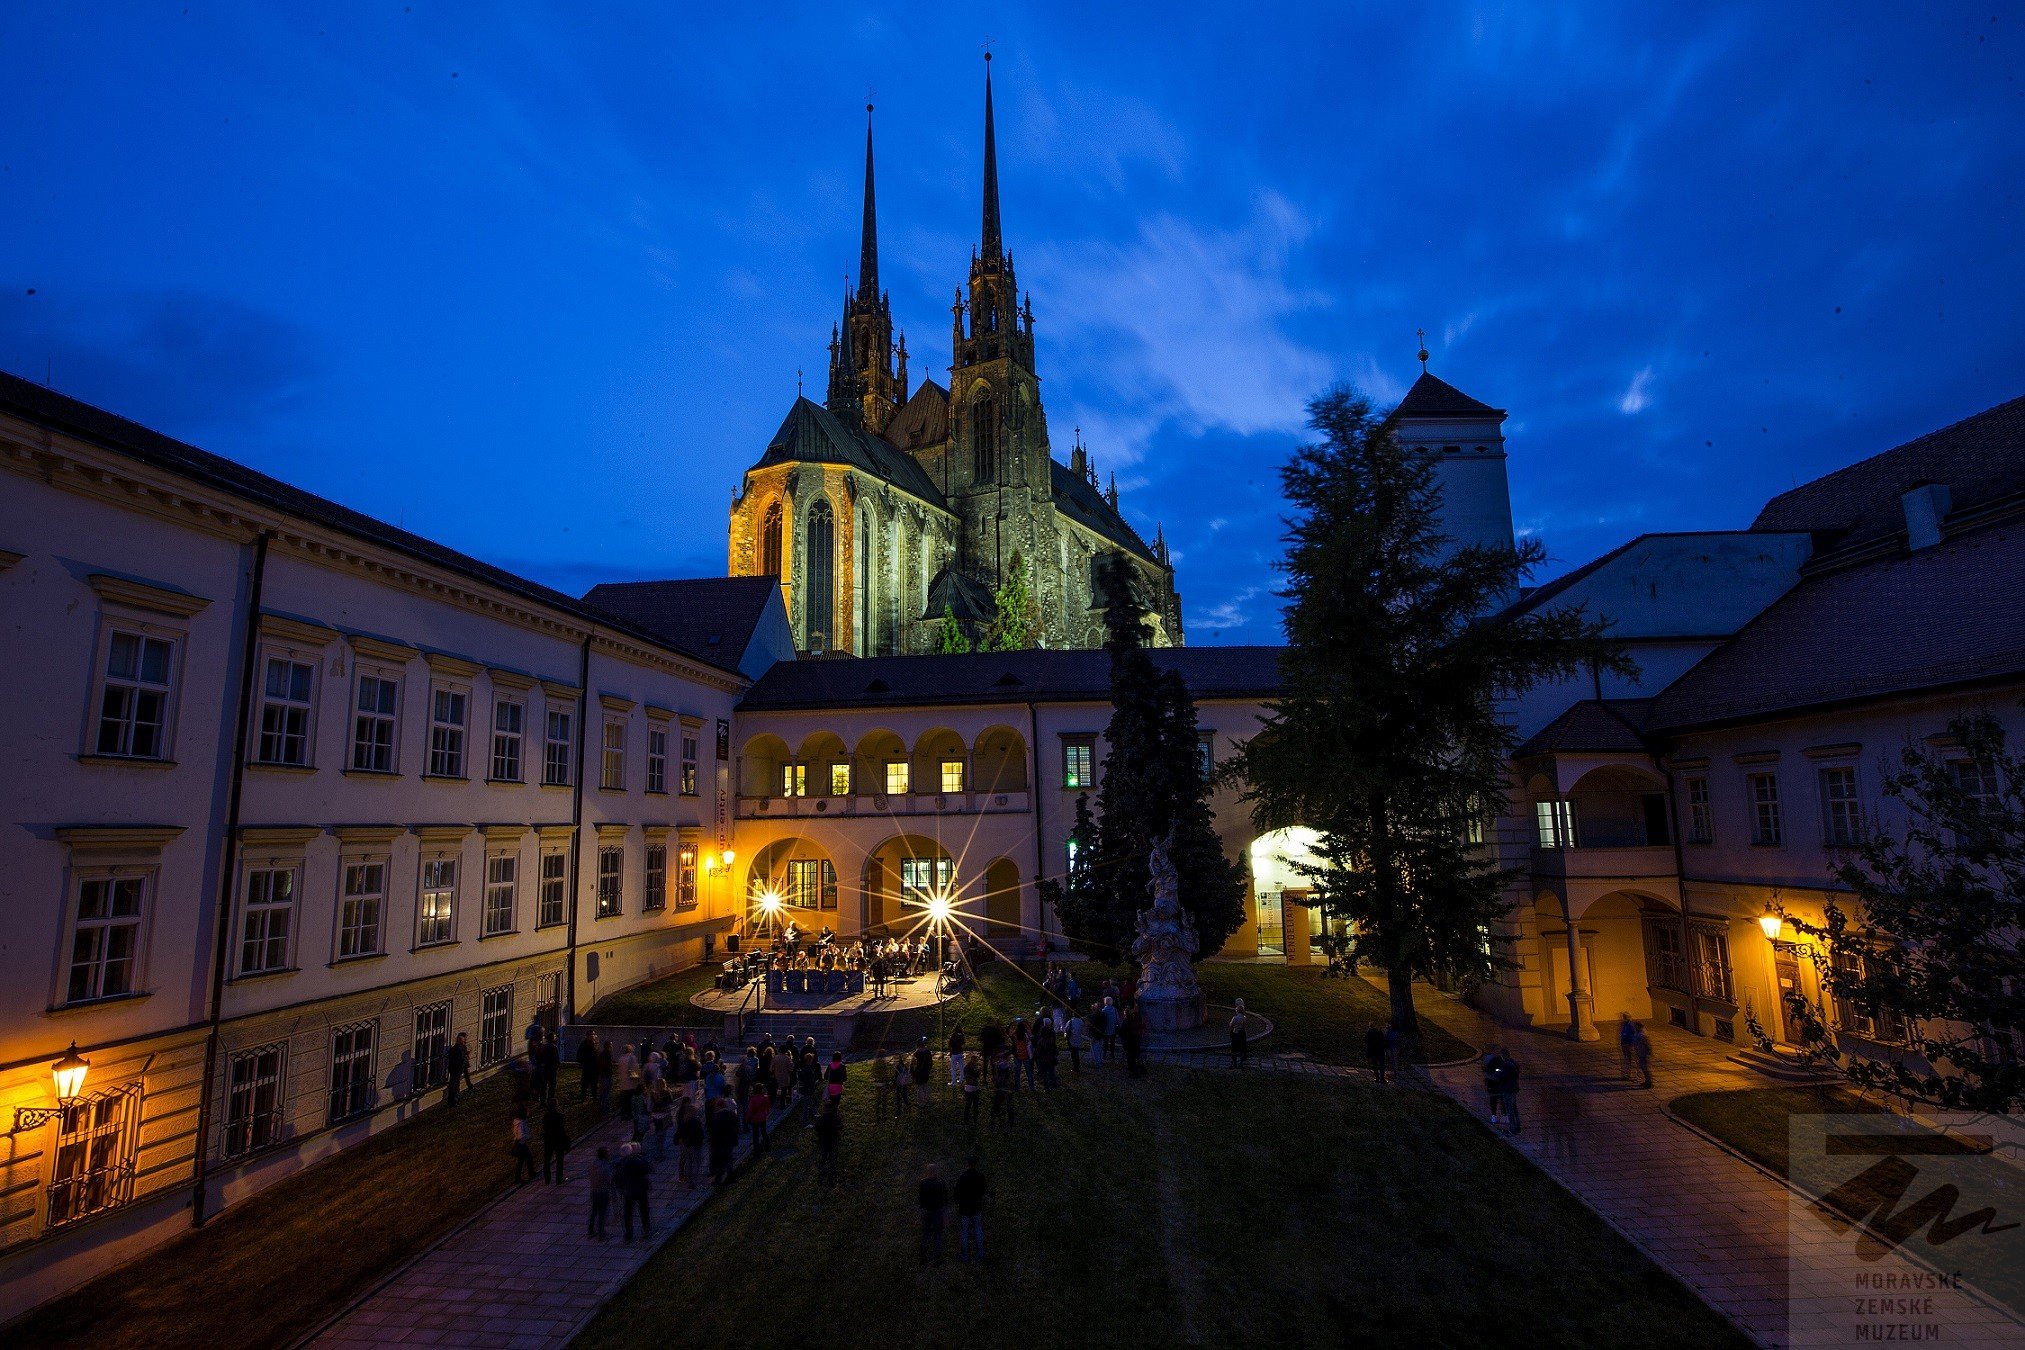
[88,571,213,618]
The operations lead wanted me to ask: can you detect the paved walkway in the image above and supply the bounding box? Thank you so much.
[1400,987,2022,1348]
[310,1100,792,1349]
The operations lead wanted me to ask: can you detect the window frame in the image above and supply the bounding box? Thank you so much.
[479,985,513,1067]
[349,669,401,774]
[328,1020,378,1124]
[939,757,965,795]
[1684,775,1713,845]
[543,706,575,787]
[254,649,320,768]
[680,733,700,796]
[1819,765,1863,847]
[1748,772,1783,846]
[536,848,569,929]
[600,716,627,791]
[829,762,852,797]
[646,724,668,794]
[1534,799,1574,850]
[595,845,624,919]
[416,854,459,948]
[236,863,299,977]
[223,1041,288,1159]
[1062,736,1095,790]
[643,843,668,913]
[676,843,698,910]
[885,759,910,796]
[410,1000,452,1095]
[336,856,388,960]
[482,851,518,937]
[780,761,808,797]
[898,856,953,907]
[786,857,839,911]
[426,683,469,779]
[90,625,181,761]
[61,867,152,1006]
[489,694,525,783]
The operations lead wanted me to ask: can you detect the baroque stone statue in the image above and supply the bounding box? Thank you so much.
[1132,827,1206,1031]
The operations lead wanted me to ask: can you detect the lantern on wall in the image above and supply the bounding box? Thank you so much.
[13,1043,90,1130]
[1758,904,1784,942]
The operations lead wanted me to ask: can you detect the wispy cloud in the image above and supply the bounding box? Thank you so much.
[1618,366,1654,415]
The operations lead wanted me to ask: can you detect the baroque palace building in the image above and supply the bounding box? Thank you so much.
[726,59,1185,657]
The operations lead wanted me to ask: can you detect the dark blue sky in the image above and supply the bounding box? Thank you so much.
[4,6,2019,642]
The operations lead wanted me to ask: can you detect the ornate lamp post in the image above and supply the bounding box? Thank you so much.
[14,1043,90,1130]
[1758,903,1785,943]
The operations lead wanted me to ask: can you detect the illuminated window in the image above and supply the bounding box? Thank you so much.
[418,858,457,945]
[1534,800,1573,849]
[900,856,953,906]
[676,844,698,909]
[830,762,853,797]
[1062,736,1094,789]
[781,762,808,797]
[886,759,910,795]
[787,858,839,910]
[940,758,965,794]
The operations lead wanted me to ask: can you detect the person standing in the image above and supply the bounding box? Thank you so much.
[825,1051,848,1107]
[596,1038,616,1116]
[576,1030,600,1102]
[649,1083,674,1161]
[616,1142,652,1241]
[872,1050,895,1119]
[1631,1021,1653,1089]
[1034,1016,1059,1091]
[526,1027,549,1105]
[1121,1003,1145,1078]
[746,1080,773,1152]
[444,1032,473,1106]
[587,1145,613,1241]
[1481,1045,1505,1128]
[911,1038,935,1109]
[1617,1012,1638,1082]
[814,1098,842,1187]
[954,1155,987,1263]
[1228,999,1249,1070]
[541,1099,571,1184]
[1100,997,1119,1062]
[947,1025,967,1088]
[707,1096,740,1185]
[772,1036,795,1107]
[917,1164,949,1267]
[617,1043,642,1119]
[540,1032,562,1106]
[1364,1024,1389,1084]
[962,1052,983,1126]
[510,1106,535,1183]
[676,1098,705,1188]
[1011,1018,1034,1091]
[893,1051,912,1117]
[1065,1009,1087,1076]
[989,1049,1016,1125]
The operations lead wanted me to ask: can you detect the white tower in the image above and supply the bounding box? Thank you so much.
[1389,345,1515,559]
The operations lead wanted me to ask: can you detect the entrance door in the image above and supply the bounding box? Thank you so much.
[1774,950,1807,1045]
[1255,891,1284,956]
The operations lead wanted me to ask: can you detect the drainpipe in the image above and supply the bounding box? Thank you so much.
[189,528,269,1227]
[1660,756,1701,1035]
[562,631,592,1024]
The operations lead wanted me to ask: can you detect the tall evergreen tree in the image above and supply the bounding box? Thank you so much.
[1051,556,1247,958]
[931,603,973,655]
[1235,387,1622,1058]
[980,556,1040,652]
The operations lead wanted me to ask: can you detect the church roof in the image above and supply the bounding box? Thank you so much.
[757,396,946,507]
[740,645,1287,711]
[885,379,949,451]
[1392,371,1505,420]
[580,576,781,668]
[1751,394,2025,553]
[1051,458,1157,563]
[1513,698,1654,757]
[922,565,996,625]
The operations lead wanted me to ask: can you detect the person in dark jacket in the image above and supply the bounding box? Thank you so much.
[541,1101,571,1183]
[443,1033,472,1106]
[954,1156,987,1262]
[596,1039,616,1115]
[539,1033,563,1106]
[917,1163,949,1266]
[587,1145,612,1240]
[946,1025,967,1087]
[1365,1024,1390,1084]
[813,1098,842,1186]
[911,1038,935,1109]
[576,1031,600,1102]
[614,1142,652,1241]
[707,1096,740,1184]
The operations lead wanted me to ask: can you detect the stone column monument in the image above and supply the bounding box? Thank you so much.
[1132,828,1206,1032]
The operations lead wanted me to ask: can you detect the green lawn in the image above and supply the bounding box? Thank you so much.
[584,961,723,1026]
[1668,1084,1983,1180]
[578,1063,1745,1350]
[854,960,1052,1049]
[1193,961,1476,1063]
[10,1073,598,1350]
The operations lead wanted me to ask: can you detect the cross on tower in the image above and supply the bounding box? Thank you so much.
[1416,328,1430,372]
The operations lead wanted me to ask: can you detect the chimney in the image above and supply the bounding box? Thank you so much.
[1900,482,1950,551]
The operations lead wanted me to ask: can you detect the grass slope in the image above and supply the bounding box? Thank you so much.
[579,1064,1744,1350]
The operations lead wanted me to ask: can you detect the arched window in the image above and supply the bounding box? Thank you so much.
[760,502,783,576]
[805,499,835,647]
[972,393,997,483]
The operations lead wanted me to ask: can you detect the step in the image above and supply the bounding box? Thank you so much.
[1727,1047,1833,1084]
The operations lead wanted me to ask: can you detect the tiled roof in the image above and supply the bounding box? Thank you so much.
[884,379,949,451]
[0,370,746,678]
[1751,394,2025,551]
[740,645,1286,710]
[922,565,996,625]
[757,396,947,507]
[1050,458,1156,562]
[580,576,780,667]
[1646,517,2025,732]
[1514,699,1654,757]
[1392,371,1505,419]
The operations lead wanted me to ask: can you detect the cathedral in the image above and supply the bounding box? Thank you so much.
[727,59,1185,656]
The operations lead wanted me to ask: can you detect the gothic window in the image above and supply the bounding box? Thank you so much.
[760,501,783,576]
[806,499,835,647]
[972,393,997,483]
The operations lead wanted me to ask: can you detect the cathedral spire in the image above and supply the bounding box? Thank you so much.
[980,53,1002,262]
[858,103,879,302]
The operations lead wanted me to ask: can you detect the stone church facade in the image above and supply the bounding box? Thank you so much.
[727,60,1184,657]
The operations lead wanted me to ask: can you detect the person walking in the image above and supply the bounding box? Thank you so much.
[947,1025,967,1088]
[1228,999,1249,1070]
[707,1096,740,1185]
[1482,1045,1506,1129]
[444,1032,472,1106]
[576,1030,600,1102]
[1494,1047,1523,1134]
[911,1038,935,1109]
[615,1142,652,1241]
[746,1080,773,1152]
[1364,1024,1389,1083]
[962,1052,983,1126]
[917,1163,949,1266]
[814,1098,842,1187]
[954,1155,987,1263]
[587,1145,613,1240]
[675,1097,704,1187]
[541,1099,571,1184]
[509,1106,535,1183]
[1631,1021,1653,1089]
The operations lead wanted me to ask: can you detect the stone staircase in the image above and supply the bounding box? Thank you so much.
[1726,1045,1833,1084]
[737,1009,850,1058]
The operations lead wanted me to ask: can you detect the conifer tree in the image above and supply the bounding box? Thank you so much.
[931,603,972,655]
[980,556,1040,652]
[1234,387,1621,1059]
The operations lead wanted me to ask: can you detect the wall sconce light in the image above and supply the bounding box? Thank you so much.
[14,1042,90,1131]
[1758,905,1784,942]
[720,848,735,868]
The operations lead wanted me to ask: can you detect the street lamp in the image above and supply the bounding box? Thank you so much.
[1758,904,1784,942]
[14,1043,89,1130]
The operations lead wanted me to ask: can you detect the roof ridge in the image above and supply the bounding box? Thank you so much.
[1757,392,2025,515]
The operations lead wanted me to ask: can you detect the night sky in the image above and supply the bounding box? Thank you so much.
[4,6,2020,643]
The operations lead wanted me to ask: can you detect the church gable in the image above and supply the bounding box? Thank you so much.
[885,379,949,452]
